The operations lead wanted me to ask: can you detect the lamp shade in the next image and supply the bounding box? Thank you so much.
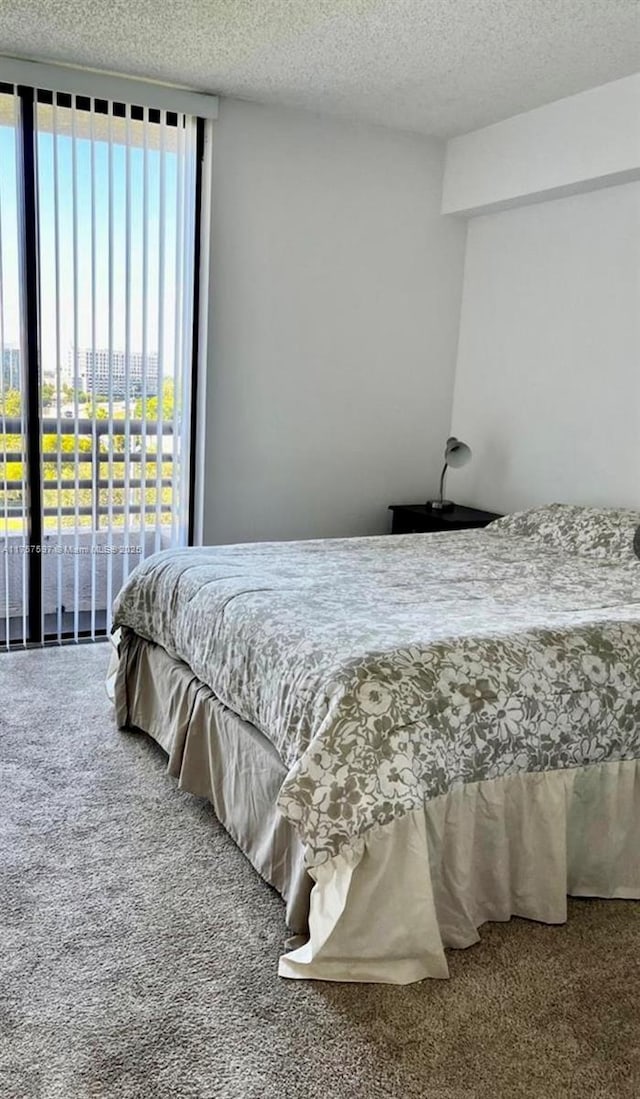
[444,436,471,469]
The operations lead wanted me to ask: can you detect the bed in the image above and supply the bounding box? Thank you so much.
[110,503,640,983]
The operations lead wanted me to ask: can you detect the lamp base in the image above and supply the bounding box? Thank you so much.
[426,499,454,512]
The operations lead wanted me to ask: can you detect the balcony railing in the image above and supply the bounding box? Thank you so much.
[1,416,178,638]
[1,416,175,530]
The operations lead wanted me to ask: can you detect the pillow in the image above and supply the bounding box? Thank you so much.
[486,503,640,563]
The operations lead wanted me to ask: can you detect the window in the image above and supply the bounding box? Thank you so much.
[0,76,209,646]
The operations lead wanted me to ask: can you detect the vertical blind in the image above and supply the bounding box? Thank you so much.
[0,80,205,647]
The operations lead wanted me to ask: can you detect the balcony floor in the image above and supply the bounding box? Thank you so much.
[1,610,108,644]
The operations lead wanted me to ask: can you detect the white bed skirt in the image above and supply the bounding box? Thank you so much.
[279,760,640,984]
[110,631,640,986]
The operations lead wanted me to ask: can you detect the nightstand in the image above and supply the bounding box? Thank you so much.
[389,503,502,535]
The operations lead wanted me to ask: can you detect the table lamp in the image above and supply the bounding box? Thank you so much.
[427,436,472,512]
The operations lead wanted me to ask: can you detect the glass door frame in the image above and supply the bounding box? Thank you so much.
[17,84,44,643]
[1,81,206,647]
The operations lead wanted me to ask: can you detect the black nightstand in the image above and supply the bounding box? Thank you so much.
[389,503,501,535]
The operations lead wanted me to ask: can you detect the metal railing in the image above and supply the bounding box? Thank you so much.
[1,416,175,529]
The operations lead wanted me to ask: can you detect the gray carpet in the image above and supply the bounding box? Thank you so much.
[1,644,639,1099]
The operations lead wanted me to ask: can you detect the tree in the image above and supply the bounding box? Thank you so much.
[0,389,21,417]
[134,378,174,421]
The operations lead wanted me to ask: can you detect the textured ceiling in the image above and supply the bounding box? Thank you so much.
[0,0,638,137]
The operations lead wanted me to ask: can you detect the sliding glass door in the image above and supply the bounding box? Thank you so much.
[0,82,204,647]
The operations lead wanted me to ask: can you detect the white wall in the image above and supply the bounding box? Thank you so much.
[203,98,467,544]
[450,181,640,514]
[442,75,640,216]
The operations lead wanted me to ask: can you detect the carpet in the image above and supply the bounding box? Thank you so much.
[1,643,639,1099]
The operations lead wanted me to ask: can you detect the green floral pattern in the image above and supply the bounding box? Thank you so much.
[113,508,640,866]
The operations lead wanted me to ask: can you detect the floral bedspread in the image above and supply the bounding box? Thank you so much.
[112,521,640,865]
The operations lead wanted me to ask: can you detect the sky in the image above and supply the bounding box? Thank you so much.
[0,93,187,385]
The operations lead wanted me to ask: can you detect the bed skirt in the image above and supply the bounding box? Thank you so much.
[110,629,312,935]
[110,629,640,985]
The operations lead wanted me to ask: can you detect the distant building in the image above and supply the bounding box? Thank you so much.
[67,348,160,399]
[2,346,21,391]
